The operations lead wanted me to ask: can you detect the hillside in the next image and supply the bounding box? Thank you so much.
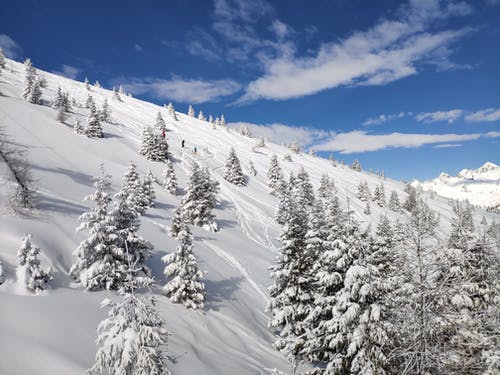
[0,59,498,375]
[413,162,500,212]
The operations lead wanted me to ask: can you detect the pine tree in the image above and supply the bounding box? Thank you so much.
[208,114,214,124]
[188,105,195,117]
[0,48,6,69]
[220,114,226,126]
[180,163,219,229]
[56,105,66,123]
[245,160,257,176]
[356,181,371,202]
[23,58,36,101]
[94,80,101,88]
[388,190,401,212]
[390,199,443,374]
[268,198,314,369]
[162,220,205,309]
[373,182,386,207]
[74,119,85,135]
[99,99,111,122]
[257,137,266,148]
[214,117,220,126]
[267,155,283,195]
[224,147,246,186]
[154,112,166,134]
[403,183,418,212]
[162,160,178,195]
[140,125,168,162]
[89,290,171,375]
[51,86,65,110]
[86,94,95,109]
[84,77,90,90]
[198,110,206,121]
[86,106,103,138]
[112,87,122,102]
[275,179,292,225]
[433,201,500,374]
[364,201,371,215]
[167,102,178,121]
[121,162,148,215]
[141,172,156,209]
[293,167,315,209]
[169,207,183,238]
[351,159,362,172]
[317,174,335,203]
[18,234,53,293]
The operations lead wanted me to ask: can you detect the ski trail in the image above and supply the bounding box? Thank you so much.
[203,240,269,303]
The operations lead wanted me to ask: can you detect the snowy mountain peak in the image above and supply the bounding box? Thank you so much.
[477,161,498,173]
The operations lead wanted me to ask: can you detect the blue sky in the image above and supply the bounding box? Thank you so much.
[1,0,499,180]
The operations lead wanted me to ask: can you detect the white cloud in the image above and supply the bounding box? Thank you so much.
[239,0,472,102]
[52,64,81,80]
[485,131,500,138]
[415,109,464,123]
[363,112,406,126]
[434,143,462,148]
[313,130,483,153]
[228,121,328,148]
[0,34,21,58]
[119,76,241,104]
[464,108,500,122]
[134,44,143,52]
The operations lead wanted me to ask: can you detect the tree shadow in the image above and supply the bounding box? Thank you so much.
[204,276,243,311]
[38,195,88,216]
[152,201,175,211]
[32,164,94,187]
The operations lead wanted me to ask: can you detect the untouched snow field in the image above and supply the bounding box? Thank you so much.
[0,59,498,374]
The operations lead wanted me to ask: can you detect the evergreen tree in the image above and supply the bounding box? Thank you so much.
[208,114,214,124]
[0,48,6,69]
[198,110,206,121]
[373,182,386,207]
[317,173,335,203]
[403,183,418,212]
[356,181,371,202]
[390,199,443,374]
[140,125,168,162]
[267,155,283,195]
[293,167,315,209]
[169,207,183,238]
[154,112,166,134]
[214,117,220,126]
[51,86,65,110]
[162,160,178,195]
[141,172,156,209]
[99,99,111,122]
[86,94,95,109]
[351,159,362,172]
[364,201,371,215]
[23,58,36,101]
[56,105,66,123]
[112,87,122,102]
[245,160,257,176]
[162,220,205,309]
[89,288,171,375]
[180,163,219,229]
[121,162,148,215]
[167,102,178,121]
[388,190,401,212]
[275,179,292,225]
[188,105,195,117]
[224,147,246,186]
[220,114,226,126]
[268,198,313,370]
[74,119,85,135]
[257,137,266,148]
[86,105,103,138]
[84,77,90,90]
[18,234,53,293]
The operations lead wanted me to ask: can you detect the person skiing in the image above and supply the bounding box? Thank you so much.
[181,140,185,148]
[161,129,166,139]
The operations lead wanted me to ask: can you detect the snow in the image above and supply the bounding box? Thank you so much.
[0,58,498,374]
[413,162,500,211]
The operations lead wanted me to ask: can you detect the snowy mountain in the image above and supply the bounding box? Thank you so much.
[0,58,498,375]
[413,162,500,212]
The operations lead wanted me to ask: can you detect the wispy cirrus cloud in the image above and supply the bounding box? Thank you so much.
[52,64,81,80]
[363,112,408,126]
[415,109,464,123]
[118,76,241,104]
[238,0,473,102]
[0,34,22,58]
[464,108,500,122]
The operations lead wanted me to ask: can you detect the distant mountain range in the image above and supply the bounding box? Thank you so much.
[413,162,500,212]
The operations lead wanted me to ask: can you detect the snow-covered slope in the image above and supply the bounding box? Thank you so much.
[413,162,500,212]
[0,59,498,375]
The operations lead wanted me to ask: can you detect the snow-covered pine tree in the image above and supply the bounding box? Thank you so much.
[99,99,111,122]
[154,112,166,134]
[120,162,148,215]
[180,162,219,229]
[56,105,66,123]
[86,105,103,138]
[356,181,371,202]
[351,159,362,172]
[390,198,443,374]
[167,102,178,121]
[245,160,257,176]
[289,142,300,154]
[140,125,156,158]
[275,179,292,225]
[433,201,500,374]
[119,85,125,94]
[258,136,266,148]
[162,220,205,309]
[267,155,283,195]
[84,77,90,90]
[403,183,418,212]
[0,259,4,285]
[18,234,53,293]
[373,182,386,207]
[0,48,6,68]
[23,58,36,101]
[268,197,314,369]
[169,207,183,238]
[86,94,95,109]
[141,172,156,209]
[198,110,206,121]
[208,114,214,124]
[388,190,401,212]
[364,201,371,215]
[293,167,315,209]
[317,173,335,203]
[94,80,101,88]
[224,147,246,186]
[112,87,122,102]
[220,114,226,126]
[51,86,65,110]
[162,159,178,195]
[214,117,220,126]
[74,119,84,135]
[188,105,195,117]
[89,286,171,375]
